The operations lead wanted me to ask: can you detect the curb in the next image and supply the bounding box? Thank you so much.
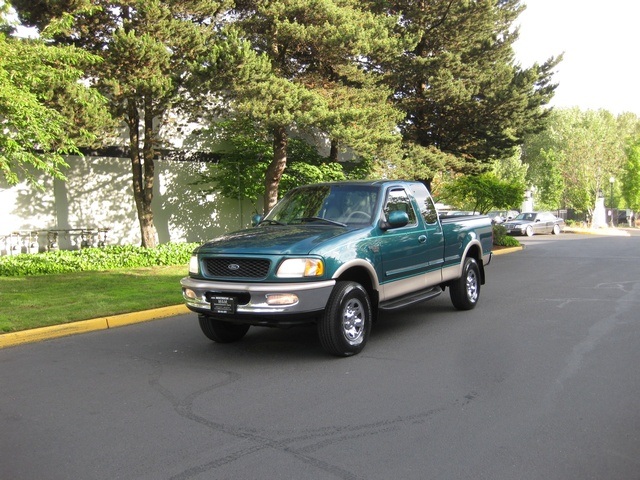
[0,304,190,350]
[564,227,630,237]
[492,245,524,255]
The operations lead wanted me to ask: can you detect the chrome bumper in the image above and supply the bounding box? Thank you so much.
[180,277,336,315]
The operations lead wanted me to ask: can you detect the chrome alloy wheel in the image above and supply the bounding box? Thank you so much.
[466,268,479,303]
[318,280,372,356]
[342,298,365,344]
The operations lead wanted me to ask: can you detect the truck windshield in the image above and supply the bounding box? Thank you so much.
[264,184,379,227]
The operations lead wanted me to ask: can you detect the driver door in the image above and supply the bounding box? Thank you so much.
[378,188,440,297]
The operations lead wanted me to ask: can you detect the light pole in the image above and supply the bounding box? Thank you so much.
[609,176,615,227]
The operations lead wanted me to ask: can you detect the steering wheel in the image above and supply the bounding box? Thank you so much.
[345,210,371,223]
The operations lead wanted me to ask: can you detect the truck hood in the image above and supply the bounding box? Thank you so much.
[196,225,352,255]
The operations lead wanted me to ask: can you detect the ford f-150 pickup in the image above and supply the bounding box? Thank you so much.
[181,180,493,356]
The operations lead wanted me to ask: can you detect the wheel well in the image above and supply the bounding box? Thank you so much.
[466,244,486,285]
[336,267,379,307]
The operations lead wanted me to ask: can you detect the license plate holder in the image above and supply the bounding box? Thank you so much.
[210,296,237,314]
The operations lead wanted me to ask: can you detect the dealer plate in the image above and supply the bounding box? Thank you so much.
[210,296,236,314]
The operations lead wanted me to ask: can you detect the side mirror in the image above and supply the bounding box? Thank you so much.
[251,214,263,227]
[381,210,409,230]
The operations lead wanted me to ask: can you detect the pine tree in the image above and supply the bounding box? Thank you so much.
[211,0,405,212]
[12,0,233,247]
[367,0,559,179]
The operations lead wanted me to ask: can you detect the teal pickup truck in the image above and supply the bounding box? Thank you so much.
[182,180,492,356]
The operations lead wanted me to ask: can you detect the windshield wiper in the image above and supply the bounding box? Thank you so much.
[258,219,285,226]
[296,216,347,227]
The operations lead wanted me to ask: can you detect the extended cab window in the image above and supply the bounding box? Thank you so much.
[383,189,417,225]
[420,195,438,225]
[409,184,439,225]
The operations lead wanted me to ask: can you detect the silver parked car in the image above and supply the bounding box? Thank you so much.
[487,210,519,224]
[503,211,564,236]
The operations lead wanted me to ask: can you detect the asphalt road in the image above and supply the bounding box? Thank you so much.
[2,231,640,480]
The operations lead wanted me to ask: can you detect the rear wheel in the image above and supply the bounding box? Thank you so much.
[449,257,480,311]
[318,281,372,357]
[198,315,250,343]
[552,224,560,235]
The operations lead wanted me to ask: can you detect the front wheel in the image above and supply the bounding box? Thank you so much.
[198,315,250,343]
[318,281,372,357]
[449,257,481,311]
[525,225,534,236]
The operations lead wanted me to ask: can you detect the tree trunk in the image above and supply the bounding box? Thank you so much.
[419,178,433,192]
[264,126,288,214]
[329,139,339,162]
[127,98,158,248]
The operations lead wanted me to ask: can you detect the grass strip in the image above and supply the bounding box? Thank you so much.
[0,265,188,333]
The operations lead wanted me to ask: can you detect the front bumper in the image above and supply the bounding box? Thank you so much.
[504,226,527,235]
[180,277,335,324]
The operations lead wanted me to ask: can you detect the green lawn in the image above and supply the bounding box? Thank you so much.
[0,265,188,333]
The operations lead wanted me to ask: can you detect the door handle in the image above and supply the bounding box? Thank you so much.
[418,235,427,244]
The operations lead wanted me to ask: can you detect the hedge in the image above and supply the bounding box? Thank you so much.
[0,243,199,276]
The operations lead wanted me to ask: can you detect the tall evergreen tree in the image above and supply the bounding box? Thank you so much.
[366,0,559,180]
[11,0,233,247]
[211,0,405,212]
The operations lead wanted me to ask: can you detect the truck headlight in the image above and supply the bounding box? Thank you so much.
[276,258,324,278]
[189,255,199,275]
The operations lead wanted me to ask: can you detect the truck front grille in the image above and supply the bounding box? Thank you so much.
[203,258,271,279]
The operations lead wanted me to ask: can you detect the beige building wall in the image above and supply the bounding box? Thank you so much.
[0,156,255,254]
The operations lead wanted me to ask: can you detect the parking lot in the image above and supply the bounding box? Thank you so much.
[2,231,640,480]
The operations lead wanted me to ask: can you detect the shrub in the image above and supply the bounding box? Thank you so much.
[0,243,199,276]
[492,224,521,247]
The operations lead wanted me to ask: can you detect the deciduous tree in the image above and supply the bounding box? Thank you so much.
[621,140,640,214]
[0,5,108,186]
[523,108,638,215]
[441,172,523,214]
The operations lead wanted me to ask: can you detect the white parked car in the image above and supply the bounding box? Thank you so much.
[503,212,565,236]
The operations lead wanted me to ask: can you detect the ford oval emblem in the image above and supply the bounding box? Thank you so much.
[228,263,240,271]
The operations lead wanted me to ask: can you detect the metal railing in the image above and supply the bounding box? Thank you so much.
[1,228,110,256]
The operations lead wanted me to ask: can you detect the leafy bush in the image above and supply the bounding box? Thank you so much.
[0,243,199,276]
[492,224,521,247]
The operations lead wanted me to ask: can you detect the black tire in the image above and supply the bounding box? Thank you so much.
[552,224,560,235]
[318,281,372,357]
[525,225,534,237]
[198,314,250,343]
[449,257,480,311]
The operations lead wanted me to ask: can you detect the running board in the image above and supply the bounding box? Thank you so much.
[379,286,443,311]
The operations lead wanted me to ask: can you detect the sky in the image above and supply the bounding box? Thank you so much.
[10,2,638,115]
[513,0,640,116]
